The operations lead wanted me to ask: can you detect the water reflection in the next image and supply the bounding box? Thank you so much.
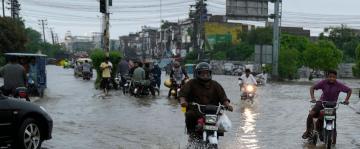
[239,107,260,149]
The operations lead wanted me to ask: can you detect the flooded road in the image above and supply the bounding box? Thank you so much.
[38,66,360,149]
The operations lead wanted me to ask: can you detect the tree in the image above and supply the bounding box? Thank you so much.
[184,50,197,64]
[322,25,360,62]
[24,28,43,53]
[278,47,301,80]
[303,40,343,73]
[352,44,360,77]
[0,17,27,53]
[213,51,226,60]
[239,27,272,45]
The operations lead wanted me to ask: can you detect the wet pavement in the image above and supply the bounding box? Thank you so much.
[36,66,360,149]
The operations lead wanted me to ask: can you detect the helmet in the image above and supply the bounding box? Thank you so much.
[194,62,212,82]
[173,61,180,68]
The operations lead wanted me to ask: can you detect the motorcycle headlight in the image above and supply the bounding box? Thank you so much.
[171,90,176,95]
[246,85,254,92]
[205,115,217,124]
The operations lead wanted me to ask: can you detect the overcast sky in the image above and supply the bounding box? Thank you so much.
[3,0,360,42]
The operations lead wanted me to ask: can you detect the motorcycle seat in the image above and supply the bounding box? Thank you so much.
[323,102,337,108]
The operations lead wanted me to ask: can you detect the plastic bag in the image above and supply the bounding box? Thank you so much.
[217,113,232,132]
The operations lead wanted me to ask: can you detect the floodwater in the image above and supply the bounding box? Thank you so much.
[35,66,360,149]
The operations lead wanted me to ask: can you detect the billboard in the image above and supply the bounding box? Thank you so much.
[226,0,269,21]
[254,45,272,64]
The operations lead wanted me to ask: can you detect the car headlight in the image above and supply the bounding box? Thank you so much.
[246,85,254,92]
[205,115,217,124]
[40,106,47,113]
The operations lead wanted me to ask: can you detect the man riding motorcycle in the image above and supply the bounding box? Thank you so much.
[302,70,351,142]
[131,62,155,96]
[179,62,233,139]
[239,69,257,96]
[168,61,189,97]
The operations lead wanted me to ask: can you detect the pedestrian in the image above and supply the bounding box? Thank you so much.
[100,57,112,95]
[151,62,162,89]
[0,56,29,101]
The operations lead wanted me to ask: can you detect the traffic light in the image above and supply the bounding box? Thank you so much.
[100,0,106,13]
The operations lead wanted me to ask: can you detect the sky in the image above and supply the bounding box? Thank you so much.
[3,0,360,42]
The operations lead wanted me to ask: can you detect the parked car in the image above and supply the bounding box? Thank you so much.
[223,63,234,75]
[0,95,52,149]
[232,68,243,76]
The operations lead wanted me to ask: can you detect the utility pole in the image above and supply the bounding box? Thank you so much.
[2,0,5,17]
[38,19,47,45]
[272,0,281,77]
[100,0,110,57]
[159,0,162,58]
[8,0,20,19]
[49,28,55,45]
[190,0,206,61]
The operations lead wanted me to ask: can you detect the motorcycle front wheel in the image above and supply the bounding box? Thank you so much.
[325,130,333,149]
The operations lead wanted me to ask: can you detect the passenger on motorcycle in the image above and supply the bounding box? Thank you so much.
[239,69,257,91]
[302,70,351,140]
[179,62,233,138]
[129,61,139,78]
[144,63,156,95]
[168,61,189,97]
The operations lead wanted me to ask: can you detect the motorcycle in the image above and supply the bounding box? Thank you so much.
[169,79,183,98]
[114,73,123,90]
[121,75,132,95]
[241,84,256,103]
[308,101,344,149]
[14,87,30,102]
[130,80,159,97]
[256,77,265,86]
[187,103,229,149]
[82,71,92,80]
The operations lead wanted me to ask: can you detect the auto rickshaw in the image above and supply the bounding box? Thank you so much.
[4,53,47,97]
[73,58,93,77]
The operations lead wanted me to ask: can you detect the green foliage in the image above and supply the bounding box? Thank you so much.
[322,25,360,62]
[0,17,27,53]
[90,50,123,88]
[352,44,360,77]
[278,47,301,80]
[24,28,42,53]
[281,34,310,53]
[209,41,254,61]
[239,27,272,45]
[185,50,198,64]
[213,51,226,60]
[303,40,343,71]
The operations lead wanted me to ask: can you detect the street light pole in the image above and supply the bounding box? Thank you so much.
[2,0,5,17]
[272,0,281,77]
